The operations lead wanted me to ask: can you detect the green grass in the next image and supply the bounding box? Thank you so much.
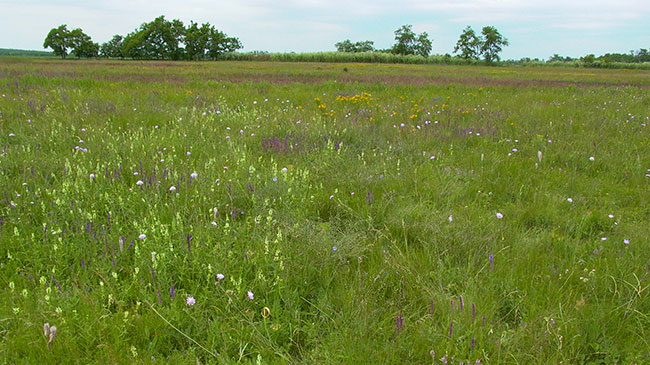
[0,59,649,363]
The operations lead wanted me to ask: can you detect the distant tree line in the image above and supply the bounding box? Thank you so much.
[335,24,508,63]
[336,24,432,57]
[549,49,650,64]
[43,16,242,60]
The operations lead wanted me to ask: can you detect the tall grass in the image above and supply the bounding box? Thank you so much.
[0,60,649,363]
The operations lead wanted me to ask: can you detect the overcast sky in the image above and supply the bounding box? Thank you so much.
[1,0,649,60]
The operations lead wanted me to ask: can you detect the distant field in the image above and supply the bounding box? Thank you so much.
[0,49,54,57]
[1,59,649,363]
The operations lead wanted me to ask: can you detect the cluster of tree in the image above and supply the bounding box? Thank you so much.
[336,24,432,56]
[44,16,242,60]
[335,40,375,53]
[335,24,507,61]
[453,26,509,63]
[43,25,99,58]
[549,49,650,64]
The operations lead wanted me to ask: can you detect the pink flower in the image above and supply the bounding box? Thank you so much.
[247,291,254,300]
[186,296,196,306]
[496,212,504,219]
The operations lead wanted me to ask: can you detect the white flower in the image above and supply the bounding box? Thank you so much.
[190,172,198,179]
[607,214,614,219]
[169,186,176,192]
[89,173,95,179]
[138,234,146,239]
[589,156,595,161]
[496,212,504,219]
[136,180,144,186]
[216,273,225,280]
[448,215,453,223]
[567,198,573,203]
[247,291,254,300]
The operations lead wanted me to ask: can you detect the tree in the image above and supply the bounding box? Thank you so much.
[454,26,481,60]
[480,26,509,63]
[415,32,432,57]
[184,22,211,60]
[43,25,71,58]
[69,28,99,58]
[392,24,432,56]
[206,27,242,60]
[100,35,124,58]
[335,40,374,53]
[121,16,185,60]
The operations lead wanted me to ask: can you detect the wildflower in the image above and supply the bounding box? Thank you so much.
[169,186,176,192]
[190,172,198,179]
[44,323,50,337]
[538,151,543,162]
[8,133,15,137]
[247,291,254,300]
[496,212,504,219]
[216,273,225,280]
[430,155,436,160]
[49,326,57,343]
[186,151,191,156]
[211,221,218,226]
[567,198,573,203]
[601,237,607,241]
[332,246,337,251]
[186,296,195,306]
[138,234,146,239]
[589,156,595,161]
[441,355,448,363]
[89,173,95,179]
[430,350,435,357]
[170,285,176,299]
[448,215,453,223]
[608,214,614,219]
[136,180,144,186]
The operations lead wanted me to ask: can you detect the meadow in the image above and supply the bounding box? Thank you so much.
[0,58,649,364]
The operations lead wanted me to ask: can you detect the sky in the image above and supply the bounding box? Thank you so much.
[1,0,649,60]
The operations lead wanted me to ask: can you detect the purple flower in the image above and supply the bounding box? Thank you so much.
[186,296,196,306]
[138,234,146,239]
[495,212,504,219]
[170,284,176,299]
[216,273,225,280]
[624,239,630,245]
[247,291,254,300]
[190,172,198,179]
[332,246,338,251]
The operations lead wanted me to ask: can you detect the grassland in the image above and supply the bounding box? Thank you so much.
[0,58,649,364]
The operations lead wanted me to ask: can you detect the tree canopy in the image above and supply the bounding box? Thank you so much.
[392,25,432,56]
[45,16,242,60]
[453,25,509,63]
[335,40,375,53]
[43,25,98,58]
